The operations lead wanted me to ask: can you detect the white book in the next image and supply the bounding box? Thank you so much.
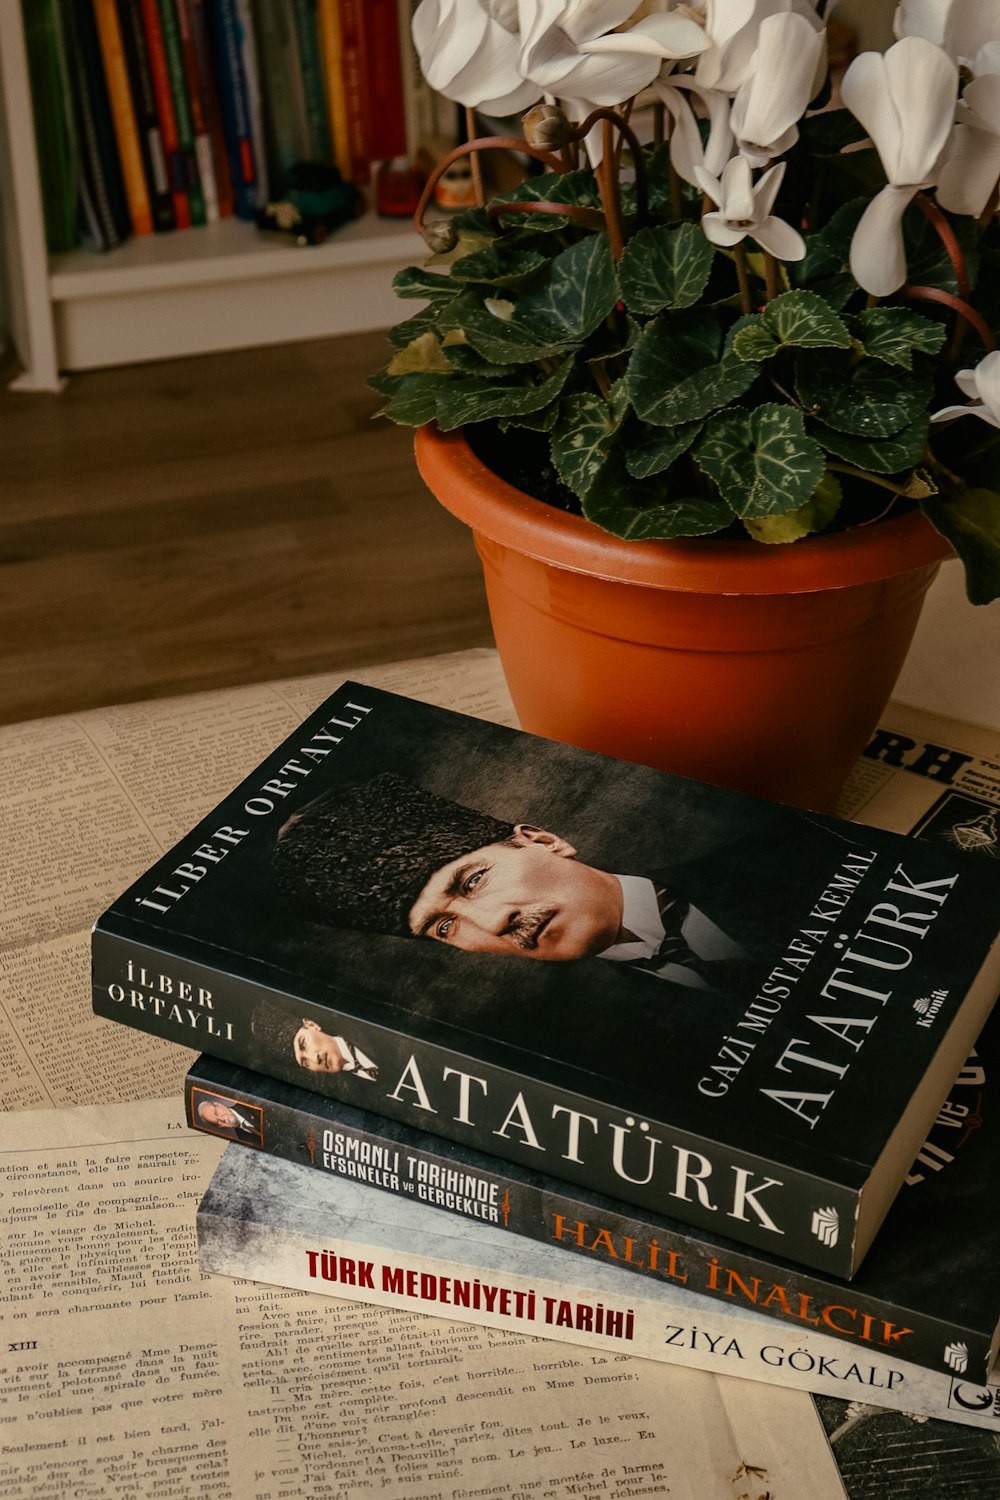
[198,1145,1000,1433]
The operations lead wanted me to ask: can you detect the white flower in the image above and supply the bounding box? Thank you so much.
[411,0,539,114]
[729,11,826,167]
[695,154,806,258]
[651,71,734,185]
[517,0,708,109]
[895,0,1000,71]
[841,36,958,297]
[937,74,1000,215]
[696,0,824,94]
[931,351,1000,426]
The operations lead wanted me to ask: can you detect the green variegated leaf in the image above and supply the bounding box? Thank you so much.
[921,488,1000,604]
[386,331,454,375]
[490,168,603,230]
[583,456,733,539]
[629,313,758,426]
[438,236,618,364]
[743,472,842,542]
[498,405,559,432]
[851,306,947,368]
[438,291,578,364]
[795,350,931,437]
[426,227,495,266]
[387,303,448,349]
[731,291,852,363]
[392,265,460,300]
[695,404,826,517]
[511,233,619,342]
[434,359,573,430]
[800,109,870,155]
[626,421,703,478]
[369,371,448,426]
[449,244,550,287]
[808,416,930,473]
[551,392,624,498]
[619,223,714,314]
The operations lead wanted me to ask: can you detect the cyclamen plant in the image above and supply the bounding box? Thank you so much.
[372,0,1000,603]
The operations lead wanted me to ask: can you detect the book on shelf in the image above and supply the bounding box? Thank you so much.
[315,0,351,184]
[91,681,1000,1277]
[360,0,406,166]
[115,0,177,230]
[155,0,208,224]
[334,0,371,186]
[291,0,332,166]
[182,0,233,218]
[91,0,154,235]
[186,1002,1000,1383]
[234,0,269,204]
[60,0,132,250]
[252,0,313,198]
[138,0,191,225]
[204,0,258,217]
[172,0,221,220]
[22,0,79,254]
[195,1143,1000,1433]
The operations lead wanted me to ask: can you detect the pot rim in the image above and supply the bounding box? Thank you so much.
[415,424,954,596]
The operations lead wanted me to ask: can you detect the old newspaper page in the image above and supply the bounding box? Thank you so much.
[0,1096,846,1500]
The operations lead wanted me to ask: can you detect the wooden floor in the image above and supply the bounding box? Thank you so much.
[0,331,494,725]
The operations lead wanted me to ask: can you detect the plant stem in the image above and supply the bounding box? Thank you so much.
[464,107,485,208]
[764,253,779,304]
[598,117,625,260]
[734,245,752,315]
[825,462,921,499]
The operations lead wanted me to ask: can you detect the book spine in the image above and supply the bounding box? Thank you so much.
[22,0,80,253]
[155,0,206,224]
[92,921,863,1278]
[395,0,450,162]
[316,0,351,182]
[174,0,219,220]
[60,0,130,250]
[360,0,405,163]
[252,0,312,198]
[205,0,258,217]
[115,0,176,229]
[291,0,332,163]
[335,0,370,186]
[196,1173,1000,1432]
[184,1058,996,1381]
[187,0,234,217]
[234,0,268,204]
[91,0,154,234]
[138,0,191,225]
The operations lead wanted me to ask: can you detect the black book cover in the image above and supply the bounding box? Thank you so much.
[92,683,1000,1276]
[116,0,176,229]
[186,1011,1000,1381]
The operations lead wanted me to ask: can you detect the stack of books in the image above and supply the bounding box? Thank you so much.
[91,681,1000,1433]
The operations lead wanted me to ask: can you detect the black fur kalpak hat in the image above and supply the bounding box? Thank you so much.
[271,772,514,935]
[249,997,302,1066]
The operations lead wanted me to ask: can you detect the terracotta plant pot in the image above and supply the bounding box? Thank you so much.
[415,424,953,810]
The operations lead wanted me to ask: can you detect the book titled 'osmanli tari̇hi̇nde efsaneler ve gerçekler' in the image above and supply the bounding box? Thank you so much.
[91,681,1000,1278]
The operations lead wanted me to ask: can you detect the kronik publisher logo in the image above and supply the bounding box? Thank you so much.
[810,1205,839,1248]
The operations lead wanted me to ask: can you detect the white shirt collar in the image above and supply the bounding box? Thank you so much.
[598,875,664,962]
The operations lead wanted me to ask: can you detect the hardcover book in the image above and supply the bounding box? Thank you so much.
[92,683,1000,1276]
[186,1006,1000,1381]
[196,1145,1000,1433]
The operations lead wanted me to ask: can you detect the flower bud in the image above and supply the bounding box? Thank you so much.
[420,218,459,253]
[522,103,574,151]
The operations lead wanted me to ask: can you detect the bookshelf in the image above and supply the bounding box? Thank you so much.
[0,2,425,392]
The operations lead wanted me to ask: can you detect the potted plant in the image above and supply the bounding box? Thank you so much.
[371,0,1000,809]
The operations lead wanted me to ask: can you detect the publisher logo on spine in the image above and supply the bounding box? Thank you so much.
[914,989,949,1028]
[810,1205,839,1248]
[945,1341,970,1373]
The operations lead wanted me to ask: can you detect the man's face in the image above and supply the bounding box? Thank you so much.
[294,1018,346,1072]
[407,826,622,960]
[200,1100,237,1128]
